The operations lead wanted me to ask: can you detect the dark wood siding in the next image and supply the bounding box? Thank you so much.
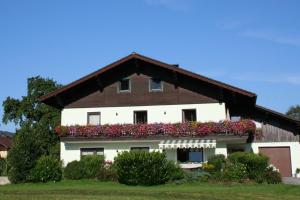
[65,74,218,108]
[259,147,292,177]
[256,123,299,142]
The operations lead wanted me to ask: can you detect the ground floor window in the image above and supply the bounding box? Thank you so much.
[227,144,245,155]
[80,148,104,157]
[177,148,203,163]
[130,147,149,152]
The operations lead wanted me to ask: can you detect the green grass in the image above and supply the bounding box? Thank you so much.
[0,180,299,200]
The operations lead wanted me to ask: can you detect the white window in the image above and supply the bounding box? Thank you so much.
[118,78,131,92]
[149,78,163,91]
[182,109,197,122]
[80,148,104,157]
[87,112,101,125]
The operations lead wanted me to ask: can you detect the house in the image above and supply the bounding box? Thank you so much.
[0,134,12,158]
[40,53,300,177]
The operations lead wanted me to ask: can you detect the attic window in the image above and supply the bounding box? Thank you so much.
[149,78,163,91]
[119,78,130,92]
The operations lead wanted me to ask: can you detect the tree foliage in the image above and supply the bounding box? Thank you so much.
[2,76,61,183]
[286,105,300,120]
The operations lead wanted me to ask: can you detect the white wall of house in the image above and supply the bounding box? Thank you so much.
[60,140,228,166]
[250,142,300,176]
[0,150,7,158]
[61,103,227,126]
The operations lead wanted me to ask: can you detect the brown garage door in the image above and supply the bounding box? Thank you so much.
[259,147,292,177]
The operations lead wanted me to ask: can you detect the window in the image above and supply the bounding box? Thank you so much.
[87,112,101,125]
[119,79,130,92]
[227,144,245,155]
[182,109,197,122]
[80,148,104,157]
[231,116,241,122]
[149,78,163,91]
[130,147,149,152]
[134,111,147,124]
[177,148,203,163]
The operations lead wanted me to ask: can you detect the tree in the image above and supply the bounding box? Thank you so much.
[2,76,61,183]
[286,105,300,120]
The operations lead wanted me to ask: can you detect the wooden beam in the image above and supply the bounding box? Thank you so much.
[172,71,178,88]
[55,95,64,108]
[219,88,224,102]
[134,58,140,75]
[95,76,104,92]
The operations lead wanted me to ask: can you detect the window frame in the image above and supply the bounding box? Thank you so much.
[130,147,150,152]
[182,109,197,122]
[133,110,148,124]
[149,78,163,92]
[80,148,104,157]
[118,78,131,93]
[87,112,101,125]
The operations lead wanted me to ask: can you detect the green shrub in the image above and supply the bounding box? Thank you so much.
[183,171,211,183]
[207,154,226,172]
[228,152,268,179]
[0,158,7,176]
[166,161,185,181]
[97,163,118,182]
[64,160,86,180]
[81,155,105,179]
[114,151,177,185]
[28,156,62,182]
[222,162,248,182]
[262,166,282,184]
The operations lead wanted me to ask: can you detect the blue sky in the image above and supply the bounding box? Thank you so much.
[1,0,300,132]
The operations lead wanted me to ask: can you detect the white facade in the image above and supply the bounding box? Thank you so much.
[61,103,227,126]
[60,139,225,166]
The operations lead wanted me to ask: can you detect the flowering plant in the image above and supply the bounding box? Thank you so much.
[56,119,257,139]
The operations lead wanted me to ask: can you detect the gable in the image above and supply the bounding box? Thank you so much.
[40,53,257,113]
[65,74,218,108]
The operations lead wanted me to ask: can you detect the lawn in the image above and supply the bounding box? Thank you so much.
[0,180,299,200]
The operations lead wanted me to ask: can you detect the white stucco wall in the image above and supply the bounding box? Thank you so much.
[61,139,229,166]
[250,142,300,176]
[61,103,227,126]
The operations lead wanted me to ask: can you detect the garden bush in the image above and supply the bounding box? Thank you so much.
[114,151,183,185]
[228,152,268,179]
[81,155,104,179]
[64,160,86,180]
[0,158,7,176]
[28,156,62,182]
[64,155,105,180]
[222,162,248,182]
[207,154,226,172]
[261,165,282,184]
[166,161,185,181]
[97,162,118,181]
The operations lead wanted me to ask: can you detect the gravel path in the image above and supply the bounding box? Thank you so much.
[0,177,10,185]
[282,177,300,185]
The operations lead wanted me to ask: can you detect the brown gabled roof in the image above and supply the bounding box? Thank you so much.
[255,105,300,134]
[0,135,12,149]
[255,105,300,124]
[39,53,256,103]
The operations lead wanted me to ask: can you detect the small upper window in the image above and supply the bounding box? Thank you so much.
[134,111,147,124]
[149,78,163,91]
[87,112,101,125]
[182,109,197,122]
[119,79,130,92]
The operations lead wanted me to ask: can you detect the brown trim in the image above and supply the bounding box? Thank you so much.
[39,53,256,103]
